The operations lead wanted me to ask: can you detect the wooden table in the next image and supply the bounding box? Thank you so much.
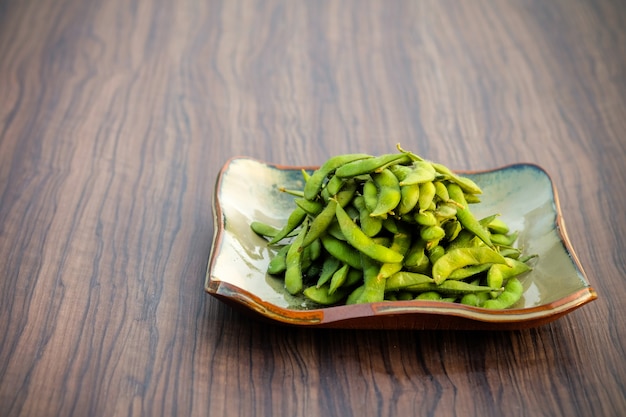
[1,0,625,416]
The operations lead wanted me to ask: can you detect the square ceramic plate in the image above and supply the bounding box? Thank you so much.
[206,157,597,330]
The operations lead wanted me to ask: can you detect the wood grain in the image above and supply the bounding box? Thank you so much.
[1,0,625,416]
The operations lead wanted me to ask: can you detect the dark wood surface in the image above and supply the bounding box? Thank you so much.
[1,0,625,416]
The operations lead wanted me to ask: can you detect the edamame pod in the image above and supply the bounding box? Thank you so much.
[362,177,378,212]
[355,253,386,303]
[267,244,291,275]
[447,183,493,248]
[430,162,482,195]
[432,247,507,284]
[284,222,309,294]
[294,198,323,216]
[300,199,338,248]
[416,291,443,301]
[418,182,436,211]
[370,168,402,217]
[490,231,519,247]
[353,195,383,237]
[316,256,341,288]
[399,161,436,185]
[335,203,404,264]
[329,263,350,295]
[325,174,345,196]
[251,221,298,239]
[483,277,524,309]
[487,218,510,235]
[320,234,363,269]
[403,239,430,273]
[304,285,348,305]
[268,207,307,244]
[385,271,434,291]
[335,153,410,178]
[304,153,371,200]
[405,280,494,295]
[398,183,420,215]
[487,258,532,289]
[377,232,412,280]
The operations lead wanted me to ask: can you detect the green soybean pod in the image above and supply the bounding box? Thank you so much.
[415,291,443,301]
[431,246,507,284]
[355,253,385,303]
[483,277,524,309]
[418,181,436,211]
[399,161,436,185]
[490,231,519,247]
[406,280,493,295]
[385,271,434,291]
[316,256,342,287]
[398,183,420,215]
[487,258,532,289]
[487,218,510,235]
[464,193,482,204]
[420,225,445,242]
[433,181,449,202]
[267,244,291,275]
[446,229,475,250]
[346,285,365,305]
[362,177,379,212]
[447,183,493,248]
[427,244,446,264]
[300,244,314,272]
[377,232,412,280]
[284,222,309,295]
[268,206,307,245]
[335,179,358,207]
[325,174,345,196]
[304,153,372,200]
[304,285,348,305]
[415,210,437,226]
[460,292,492,307]
[250,221,297,240]
[294,198,323,216]
[389,164,412,181]
[300,199,338,248]
[344,268,363,287]
[479,214,499,227]
[308,238,322,261]
[335,153,411,178]
[370,168,402,217]
[430,162,483,195]
[403,239,430,273]
[499,247,522,259]
[329,263,350,295]
[335,203,404,264]
[320,234,363,269]
[443,219,462,241]
[448,263,492,280]
[435,203,458,220]
[353,195,383,237]
[382,217,399,234]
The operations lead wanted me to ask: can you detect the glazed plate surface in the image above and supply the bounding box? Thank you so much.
[206,157,597,330]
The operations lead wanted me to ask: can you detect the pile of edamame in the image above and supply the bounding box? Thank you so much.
[250,145,536,309]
